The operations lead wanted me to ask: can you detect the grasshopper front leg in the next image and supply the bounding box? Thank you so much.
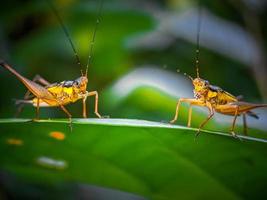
[188,105,193,127]
[82,96,88,118]
[170,98,215,139]
[170,98,205,124]
[187,100,207,127]
[82,91,101,119]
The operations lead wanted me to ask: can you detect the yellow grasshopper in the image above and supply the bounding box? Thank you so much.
[170,7,267,139]
[0,0,104,124]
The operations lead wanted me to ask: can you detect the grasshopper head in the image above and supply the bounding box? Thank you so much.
[192,78,209,99]
[74,76,88,92]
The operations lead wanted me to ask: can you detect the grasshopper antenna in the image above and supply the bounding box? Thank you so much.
[177,69,194,81]
[195,1,202,78]
[47,0,82,69]
[85,0,104,77]
[184,73,194,81]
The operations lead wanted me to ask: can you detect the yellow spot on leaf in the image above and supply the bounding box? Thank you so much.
[7,138,23,146]
[49,131,65,140]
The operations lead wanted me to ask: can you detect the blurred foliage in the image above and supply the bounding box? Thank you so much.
[1,0,267,119]
[1,1,267,199]
[0,119,267,199]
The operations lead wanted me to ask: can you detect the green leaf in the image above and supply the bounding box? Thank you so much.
[0,119,267,199]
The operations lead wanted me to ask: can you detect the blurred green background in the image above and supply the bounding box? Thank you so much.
[0,0,267,131]
[1,1,267,199]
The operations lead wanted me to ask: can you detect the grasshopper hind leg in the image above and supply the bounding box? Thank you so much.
[35,98,40,120]
[243,113,248,136]
[15,75,51,117]
[230,106,242,141]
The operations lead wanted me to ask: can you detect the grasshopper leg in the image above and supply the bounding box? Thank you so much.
[31,74,51,86]
[59,105,72,131]
[243,113,248,136]
[36,98,40,120]
[230,106,242,140]
[170,98,204,124]
[15,75,51,117]
[215,104,243,140]
[55,98,73,131]
[187,100,207,127]
[82,96,88,118]
[88,91,101,118]
[187,105,193,127]
[196,102,214,138]
[31,98,40,122]
[170,98,183,124]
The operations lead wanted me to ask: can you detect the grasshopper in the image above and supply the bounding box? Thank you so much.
[170,7,267,139]
[0,0,104,125]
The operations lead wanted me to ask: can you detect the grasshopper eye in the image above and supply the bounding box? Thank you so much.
[73,81,79,87]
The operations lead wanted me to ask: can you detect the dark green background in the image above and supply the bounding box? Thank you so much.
[0,0,266,120]
[1,1,267,199]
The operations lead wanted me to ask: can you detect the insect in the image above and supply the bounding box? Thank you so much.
[170,6,267,139]
[0,0,104,126]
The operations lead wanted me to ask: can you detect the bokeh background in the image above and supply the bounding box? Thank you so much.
[1,1,267,199]
[1,0,267,135]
